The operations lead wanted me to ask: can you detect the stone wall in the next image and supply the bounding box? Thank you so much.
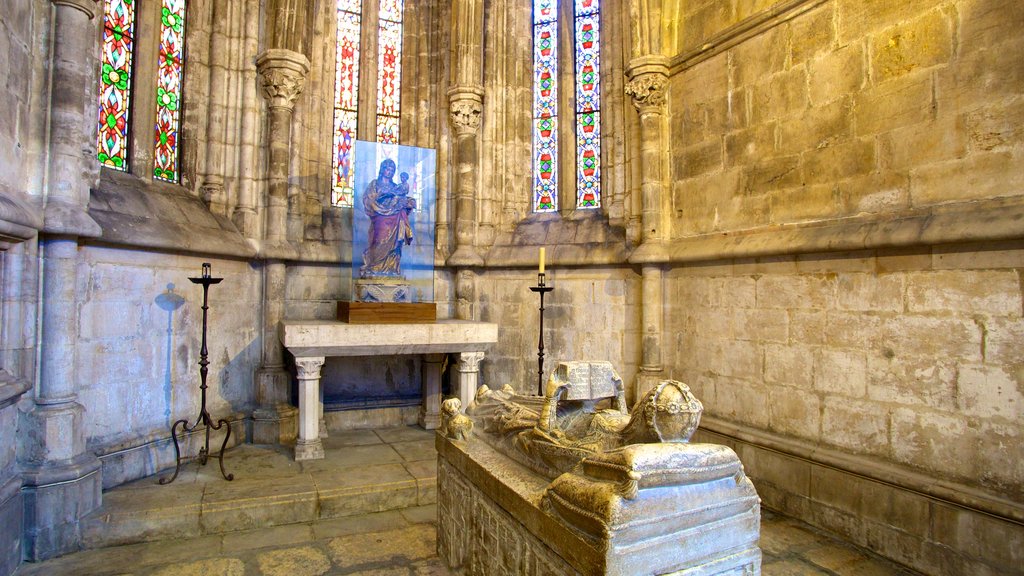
[77,248,260,488]
[473,267,641,402]
[669,0,1023,235]
[662,0,1024,573]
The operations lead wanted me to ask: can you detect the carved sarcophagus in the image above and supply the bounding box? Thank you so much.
[437,361,761,576]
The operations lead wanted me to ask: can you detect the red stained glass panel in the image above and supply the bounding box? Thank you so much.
[97,0,136,171]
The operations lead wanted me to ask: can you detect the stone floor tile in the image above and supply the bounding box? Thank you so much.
[375,426,434,444]
[390,440,436,463]
[201,475,318,533]
[300,443,403,473]
[221,522,315,552]
[323,429,386,448]
[802,542,914,575]
[254,545,332,576]
[762,557,832,575]
[201,444,302,480]
[759,516,832,556]
[411,558,456,575]
[326,525,436,570]
[144,557,246,576]
[311,511,408,541]
[400,505,437,525]
[82,481,203,548]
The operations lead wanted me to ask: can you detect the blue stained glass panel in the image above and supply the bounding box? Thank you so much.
[575,0,599,15]
[576,111,600,208]
[534,0,557,24]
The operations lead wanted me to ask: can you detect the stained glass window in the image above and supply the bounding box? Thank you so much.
[332,0,363,207]
[153,0,188,182]
[97,0,137,171]
[532,0,558,212]
[375,0,404,143]
[575,0,600,208]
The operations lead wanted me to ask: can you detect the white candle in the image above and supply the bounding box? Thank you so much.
[539,247,546,274]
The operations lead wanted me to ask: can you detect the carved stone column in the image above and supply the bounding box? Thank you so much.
[252,49,308,445]
[456,351,485,412]
[420,354,446,430]
[447,87,485,268]
[625,57,669,399]
[455,268,477,321]
[21,0,104,562]
[256,49,308,248]
[200,0,229,216]
[294,357,325,461]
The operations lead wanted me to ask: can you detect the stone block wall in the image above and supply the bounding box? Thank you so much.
[474,268,641,401]
[76,248,261,487]
[669,0,1024,236]
[668,244,1024,574]
[661,0,1024,573]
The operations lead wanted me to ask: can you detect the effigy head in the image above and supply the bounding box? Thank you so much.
[638,380,703,443]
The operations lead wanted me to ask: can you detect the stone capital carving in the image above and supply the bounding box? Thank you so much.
[51,0,99,19]
[457,351,485,373]
[624,72,668,113]
[256,49,311,111]
[294,356,325,380]
[447,85,485,135]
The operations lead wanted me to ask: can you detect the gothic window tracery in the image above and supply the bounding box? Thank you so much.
[532,0,601,213]
[331,0,406,208]
[96,0,188,183]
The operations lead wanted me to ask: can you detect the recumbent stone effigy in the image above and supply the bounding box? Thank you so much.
[436,361,762,575]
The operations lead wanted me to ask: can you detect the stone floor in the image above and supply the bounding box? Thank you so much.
[15,427,918,576]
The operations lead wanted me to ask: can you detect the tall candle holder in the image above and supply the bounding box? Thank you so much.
[160,263,234,484]
[529,272,554,396]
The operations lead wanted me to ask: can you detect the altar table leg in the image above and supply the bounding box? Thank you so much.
[419,353,445,429]
[456,351,485,412]
[294,356,326,460]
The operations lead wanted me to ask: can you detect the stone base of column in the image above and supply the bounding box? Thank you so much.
[20,453,102,561]
[418,408,441,430]
[252,404,298,445]
[294,438,325,461]
[0,477,23,576]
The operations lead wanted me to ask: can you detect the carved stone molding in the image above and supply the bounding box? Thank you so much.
[447,85,485,135]
[256,49,310,111]
[294,356,325,380]
[51,0,98,19]
[457,351,485,373]
[625,72,668,113]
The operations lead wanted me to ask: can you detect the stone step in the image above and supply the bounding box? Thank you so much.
[80,429,438,550]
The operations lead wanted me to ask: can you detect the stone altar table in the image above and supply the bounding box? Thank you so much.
[279,320,498,460]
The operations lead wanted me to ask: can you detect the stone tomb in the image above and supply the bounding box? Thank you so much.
[437,362,761,575]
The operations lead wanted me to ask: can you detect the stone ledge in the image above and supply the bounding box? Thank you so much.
[87,172,256,259]
[0,187,42,246]
[636,195,1024,265]
[698,415,1024,524]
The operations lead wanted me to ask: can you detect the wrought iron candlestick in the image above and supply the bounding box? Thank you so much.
[529,272,554,396]
[160,263,234,484]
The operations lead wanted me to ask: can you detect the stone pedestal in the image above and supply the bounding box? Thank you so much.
[419,354,446,429]
[294,357,325,461]
[252,367,297,445]
[437,433,761,576]
[355,278,413,303]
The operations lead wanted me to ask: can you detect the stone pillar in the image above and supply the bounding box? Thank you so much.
[419,353,446,430]
[446,0,485,268]
[294,357,325,461]
[625,57,669,399]
[456,351,485,412]
[200,0,229,216]
[233,0,261,238]
[21,0,104,561]
[252,49,308,445]
[447,88,485,268]
[256,49,308,247]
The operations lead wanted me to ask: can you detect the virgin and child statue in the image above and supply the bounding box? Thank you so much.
[360,158,416,279]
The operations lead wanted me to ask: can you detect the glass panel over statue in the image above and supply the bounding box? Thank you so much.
[351,141,436,304]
